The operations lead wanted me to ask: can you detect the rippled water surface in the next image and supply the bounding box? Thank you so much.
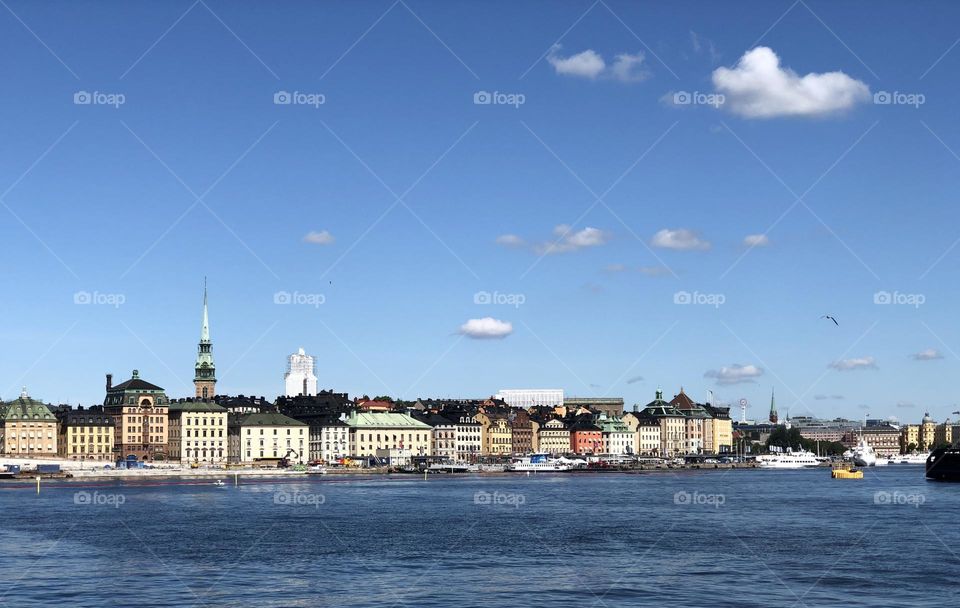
[0,466,955,607]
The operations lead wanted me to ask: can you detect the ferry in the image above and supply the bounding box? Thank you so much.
[888,453,929,465]
[506,454,580,472]
[756,448,820,469]
[926,446,960,481]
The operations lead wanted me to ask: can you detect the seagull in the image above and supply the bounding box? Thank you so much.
[821,315,839,326]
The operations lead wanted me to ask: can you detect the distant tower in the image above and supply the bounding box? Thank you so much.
[285,348,318,397]
[194,280,216,400]
[769,388,778,424]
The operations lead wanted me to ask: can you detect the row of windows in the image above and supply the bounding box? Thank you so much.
[245,428,304,435]
[185,429,223,437]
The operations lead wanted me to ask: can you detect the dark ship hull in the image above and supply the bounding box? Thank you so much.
[925,447,960,480]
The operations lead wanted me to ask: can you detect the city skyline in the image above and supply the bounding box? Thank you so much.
[3,1,960,419]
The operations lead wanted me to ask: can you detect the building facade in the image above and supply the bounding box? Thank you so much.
[510,409,534,455]
[495,389,563,409]
[104,371,170,461]
[537,418,570,455]
[597,414,634,455]
[344,411,431,459]
[635,390,686,457]
[2,389,57,457]
[284,348,318,397]
[56,405,114,461]
[229,412,308,464]
[167,400,228,464]
[920,413,936,450]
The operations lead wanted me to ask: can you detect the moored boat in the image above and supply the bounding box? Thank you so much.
[925,447,960,480]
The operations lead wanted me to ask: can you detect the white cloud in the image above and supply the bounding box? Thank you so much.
[896,401,916,409]
[638,265,671,276]
[547,46,648,82]
[912,348,943,361]
[814,394,845,400]
[547,46,606,79]
[609,52,649,83]
[604,263,628,273]
[712,47,870,118]
[303,230,335,245]
[704,364,763,385]
[495,234,526,248]
[743,234,770,247]
[534,225,611,255]
[626,375,644,384]
[459,317,513,339]
[651,228,711,251]
[828,356,877,371]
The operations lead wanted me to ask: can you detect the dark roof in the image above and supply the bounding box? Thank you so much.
[111,377,164,392]
[3,394,55,421]
[168,400,227,413]
[235,412,306,427]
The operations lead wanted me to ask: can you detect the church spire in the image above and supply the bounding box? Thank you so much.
[769,387,778,424]
[194,278,216,400]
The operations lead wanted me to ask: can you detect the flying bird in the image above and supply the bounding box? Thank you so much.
[821,315,839,326]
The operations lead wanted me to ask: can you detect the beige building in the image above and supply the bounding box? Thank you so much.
[168,400,228,464]
[901,424,920,452]
[537,418,570,455]
[344,411,431,459]
[705,416,733,455]
[632,391,686,457]
[623,413,661,456]
[920,413,936,450]
[103,371,170,462]
[935,421,954,448]
[485,416,513,456]
[2,389,57,457]
[229,411,308,464]
[56,406,115,461]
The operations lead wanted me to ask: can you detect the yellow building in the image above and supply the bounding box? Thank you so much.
[920,413,936,450]
[485,417,513,455]
[56,406,115,461]
[344,411,431,459]
[934,420,954,448]
[168,400,228,464]
[1,389,57,457]
[537,418,570,455]
[900,424,919,453]
[706,416,733,454]
[229,411,308,464]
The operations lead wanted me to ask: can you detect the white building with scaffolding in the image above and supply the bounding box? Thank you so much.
[284,347,318,397]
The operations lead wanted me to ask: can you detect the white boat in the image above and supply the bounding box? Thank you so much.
[757,448,820,469]
[888,453,929,465]
[851,439,878,467]
[214,479,226,487]
[506,454,574,472]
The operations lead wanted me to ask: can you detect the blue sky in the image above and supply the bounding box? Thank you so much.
[2,0,960,422]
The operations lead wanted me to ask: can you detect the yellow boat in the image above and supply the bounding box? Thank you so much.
[831,464,863,479]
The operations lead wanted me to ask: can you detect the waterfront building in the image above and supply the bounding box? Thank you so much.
[564,397,624,417]
[703,404,733,454]
[167,399,228,464]
[537,418,570,455]
[103,371,170,462]
[934,420,953,447]
[284,348,318,397]
[307,415,349,464]
[920,413,936,450]
[596,414,634,455]
[229,411,308,464]
[55,405,114,461]
[510,409,534,455]
[344,411,431,459]
[478,414,512,456]
[569,418,602,455]
[194,284,217,400]
[495,389,563,409]
[414,412,458,462]
[1,388,57,456]
[844,425,901,457]
[900,424,920,452]
[448,412,482,462]
[636,418,662,456]
[670,389,709,454]
[634,390,686,457]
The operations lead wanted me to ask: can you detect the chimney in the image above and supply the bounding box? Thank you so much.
[106,373,113,391]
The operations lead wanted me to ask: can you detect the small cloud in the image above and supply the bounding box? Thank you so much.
[896,401,916,409]
[303,230,335,245]
[743,234,770,247]
[496,234,526,248]
[604,263,628,273]
[704,363,763,385]
[626,375,644,385]
[535,225,611,255]
[547,46,605,79]
[547,46,648,82]
[828,356,877,371]
[712,46,870,119]
[651,228,711,251]
[912,348,943,361]
[589,383,602,389]
[609,52,649,83]
[638,265,671,277]
[459,317,513,340]
[689,30,720,63]
[856,403,870,410]
[813,394,845,401]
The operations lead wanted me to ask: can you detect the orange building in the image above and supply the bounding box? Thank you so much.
[569,418,602,454]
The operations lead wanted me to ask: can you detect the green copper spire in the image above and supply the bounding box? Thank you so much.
[194,279,216,398]
[769,387,778,423]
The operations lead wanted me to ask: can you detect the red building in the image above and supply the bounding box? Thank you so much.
[569,419,602,454]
